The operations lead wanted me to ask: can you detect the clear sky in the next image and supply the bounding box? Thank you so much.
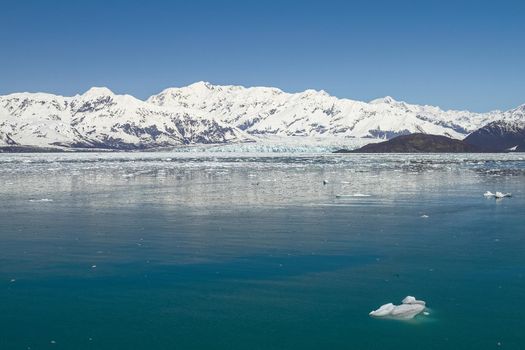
[1,0,523,112]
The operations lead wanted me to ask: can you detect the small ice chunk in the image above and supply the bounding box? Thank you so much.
[484,191,495,197]
[420,214,429,218]
[323,180,329,185]
[370,296,427,320]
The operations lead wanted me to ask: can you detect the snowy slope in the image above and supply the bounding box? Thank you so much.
[1,82,523,150]
[0,87,249,149]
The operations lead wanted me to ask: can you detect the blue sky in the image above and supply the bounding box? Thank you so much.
[0,0,523,111]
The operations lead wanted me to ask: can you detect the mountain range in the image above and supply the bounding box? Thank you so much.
[1,82,524,151]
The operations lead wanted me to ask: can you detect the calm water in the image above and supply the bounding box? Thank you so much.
[0,153,524,349]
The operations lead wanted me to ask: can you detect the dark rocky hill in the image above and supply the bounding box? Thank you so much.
[336,133,481,153]
[464,120,525,152]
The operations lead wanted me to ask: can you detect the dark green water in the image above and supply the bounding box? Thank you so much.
[0,153,524,349]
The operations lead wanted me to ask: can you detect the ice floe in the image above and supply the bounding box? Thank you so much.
[336,193,371,198]
[370,296,427,320]
[484,191,512,199]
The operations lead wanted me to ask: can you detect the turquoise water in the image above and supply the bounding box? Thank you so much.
[0,153,524,349]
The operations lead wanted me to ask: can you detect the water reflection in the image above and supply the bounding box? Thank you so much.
[1,153,524,209]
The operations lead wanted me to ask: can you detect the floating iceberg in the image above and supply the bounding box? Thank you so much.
[370,296,426,320]
[484,191,495,197]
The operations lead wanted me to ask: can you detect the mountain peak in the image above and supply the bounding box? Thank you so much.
[188,81,214,90]
[82,87,114,97]
[300,89,329,97]
[370,96,398,105]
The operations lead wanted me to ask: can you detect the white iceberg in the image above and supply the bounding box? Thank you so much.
[484,191,495,197]
[370,296,426,320]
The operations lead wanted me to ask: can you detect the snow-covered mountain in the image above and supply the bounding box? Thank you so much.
[148,82,505,140]
[0,81,523,150]
[0,87,248,149]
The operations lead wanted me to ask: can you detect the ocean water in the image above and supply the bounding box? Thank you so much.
[0,152,524,349]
